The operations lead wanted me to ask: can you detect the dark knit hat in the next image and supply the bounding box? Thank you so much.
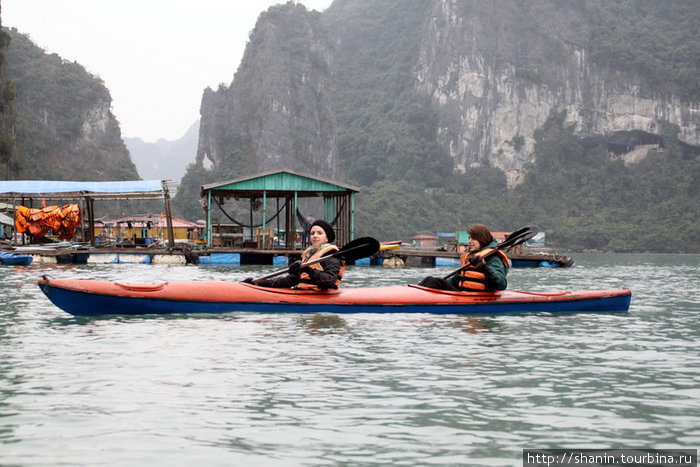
[310,219,335,244]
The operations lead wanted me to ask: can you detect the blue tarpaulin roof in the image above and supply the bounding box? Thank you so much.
[0,180,165,198]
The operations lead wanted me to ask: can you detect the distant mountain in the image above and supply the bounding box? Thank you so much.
[125,121,199,182]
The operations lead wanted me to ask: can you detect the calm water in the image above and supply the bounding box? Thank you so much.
[1,254,698,466]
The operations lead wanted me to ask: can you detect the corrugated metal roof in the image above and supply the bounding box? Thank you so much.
[201,169,359,196]
[0,180,165,199]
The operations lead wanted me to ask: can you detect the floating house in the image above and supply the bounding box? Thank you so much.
[0,180,178,248]
[201,169,359,250]
[410,234,438,248]
[97,215,199,244]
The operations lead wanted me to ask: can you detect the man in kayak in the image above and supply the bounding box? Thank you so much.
[243,220,345,289]
[418,224,510,292]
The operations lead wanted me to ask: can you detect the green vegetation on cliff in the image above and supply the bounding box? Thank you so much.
[4,28,138,180]
[325,0,453,187]
[175,0,698,252]
[326,0,699,191]
[510,113,699,252]
[325,0,699,252]
[0,24,17,179]
[583,0,699,100]
[356,112,699,253]
[6,1,696,252]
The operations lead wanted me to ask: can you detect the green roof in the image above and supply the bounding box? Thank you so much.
[201,170,359,197]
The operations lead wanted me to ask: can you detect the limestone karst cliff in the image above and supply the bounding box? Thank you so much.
[197,0,697,189]
[197,3,337,180]
[0,4,17,179]
[414,0,699,186]
[4,28,138,181]
[187,0,698,250]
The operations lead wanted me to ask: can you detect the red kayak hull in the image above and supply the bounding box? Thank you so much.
[38,277,631,316]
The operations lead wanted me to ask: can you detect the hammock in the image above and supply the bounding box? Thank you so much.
[213,197,287,228]
[211,197,345,232]
[296,198,345,232]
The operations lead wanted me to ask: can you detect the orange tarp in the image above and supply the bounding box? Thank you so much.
[15,204,81,240]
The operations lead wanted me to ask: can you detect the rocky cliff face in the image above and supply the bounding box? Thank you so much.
[0,7,17,179]
[415,0,699,186]
[198,0,698,188]
[5,28,138,181]
[197,3,337,179]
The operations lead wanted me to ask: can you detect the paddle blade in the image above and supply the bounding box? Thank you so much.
[499,225,539,249]
[337,237,380,261]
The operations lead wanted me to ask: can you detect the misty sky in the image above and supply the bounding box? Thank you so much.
[3,0,333,143]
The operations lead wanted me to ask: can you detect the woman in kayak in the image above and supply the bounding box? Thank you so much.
[418,224,510,292]
[244,220,344,289]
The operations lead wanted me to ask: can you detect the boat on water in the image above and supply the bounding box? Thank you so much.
[38,276,631,317]
[508,252,575,268]
[0,251,33,266]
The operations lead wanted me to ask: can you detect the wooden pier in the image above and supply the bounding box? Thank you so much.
[3,244,573,268]
[377,248,574,268]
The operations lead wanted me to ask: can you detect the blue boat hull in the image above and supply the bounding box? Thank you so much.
[0,253,33,266]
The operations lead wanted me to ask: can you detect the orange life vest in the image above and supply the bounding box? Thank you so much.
[457,248,511,292]
[296,244,345,290]
[14,204,81,240]
[14,206,32,232]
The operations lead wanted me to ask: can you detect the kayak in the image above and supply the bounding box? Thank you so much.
[0,251,33,266]
[38,277,632,316]
[38,276,631,316]
[380,240,402,250]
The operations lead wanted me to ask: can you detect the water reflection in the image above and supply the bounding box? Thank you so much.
[442,317,499,334]
[297,314,349,334]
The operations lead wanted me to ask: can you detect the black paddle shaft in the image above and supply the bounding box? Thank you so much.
[252,237,380,283]
[441,225,538,280]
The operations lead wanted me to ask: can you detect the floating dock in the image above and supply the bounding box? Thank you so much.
[0,245,297,266]
[1,245,574,268]
[375,248,574,268]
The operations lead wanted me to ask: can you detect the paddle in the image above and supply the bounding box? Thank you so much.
[441,225,539,280]
[250,236,380,283]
